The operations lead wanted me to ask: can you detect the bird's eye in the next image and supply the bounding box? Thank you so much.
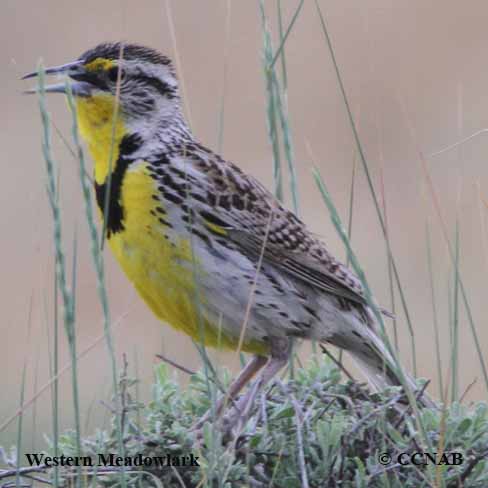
[107,66,126,83]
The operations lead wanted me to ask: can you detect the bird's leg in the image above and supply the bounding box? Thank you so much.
[221,337,291,438]
[193,354,267,431]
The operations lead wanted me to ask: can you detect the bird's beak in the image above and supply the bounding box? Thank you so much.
[21,60,84,80]
[22,59,93,97]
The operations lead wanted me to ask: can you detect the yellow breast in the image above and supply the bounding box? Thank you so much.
[75,93,267,354]
[108,166,224,346]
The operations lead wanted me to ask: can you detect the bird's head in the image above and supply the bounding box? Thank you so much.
[23,42,185,162]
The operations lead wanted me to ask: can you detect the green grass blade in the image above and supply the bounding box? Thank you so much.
[275,1,301,214]
[314,1,417,375]
[64,82,127,486]
[260,0,304,379]
[15,361,27,488]
[271,71,300,214]
[71,227,78,330]
[270,0,305,70]
[451,223,460,402]
[45,266,60,488]
[276,0,288,90]
[311,166,433,459]
[15,295,33,488]
[425,222,444,395]
[262,0,302,214]
[338,154,358,365]
[421,154,488,394]
[346,155,356,265]
[217,0,231,154]
[36,64,82,487]
[260,0,283,202]
[133,347,142,427]
[378,160,398,353]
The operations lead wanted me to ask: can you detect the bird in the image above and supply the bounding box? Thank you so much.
[23,42,434,431]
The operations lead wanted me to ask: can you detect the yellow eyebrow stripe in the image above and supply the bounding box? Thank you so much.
[84,58,116,72]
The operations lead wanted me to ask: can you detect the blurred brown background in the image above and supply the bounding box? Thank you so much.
[2,0,488,448]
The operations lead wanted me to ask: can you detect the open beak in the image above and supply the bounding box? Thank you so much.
[22,59,94,97]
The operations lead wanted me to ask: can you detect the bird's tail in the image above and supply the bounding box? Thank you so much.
[326,313,437,409]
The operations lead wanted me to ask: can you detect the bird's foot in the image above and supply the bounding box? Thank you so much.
[191,402,252,449]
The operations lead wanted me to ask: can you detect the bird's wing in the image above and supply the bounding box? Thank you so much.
[186,149,368,307]
[225,223,367,307]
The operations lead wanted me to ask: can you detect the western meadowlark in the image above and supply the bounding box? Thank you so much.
[23,42,434,430]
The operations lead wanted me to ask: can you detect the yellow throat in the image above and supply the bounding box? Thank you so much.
[76,93,126,185]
